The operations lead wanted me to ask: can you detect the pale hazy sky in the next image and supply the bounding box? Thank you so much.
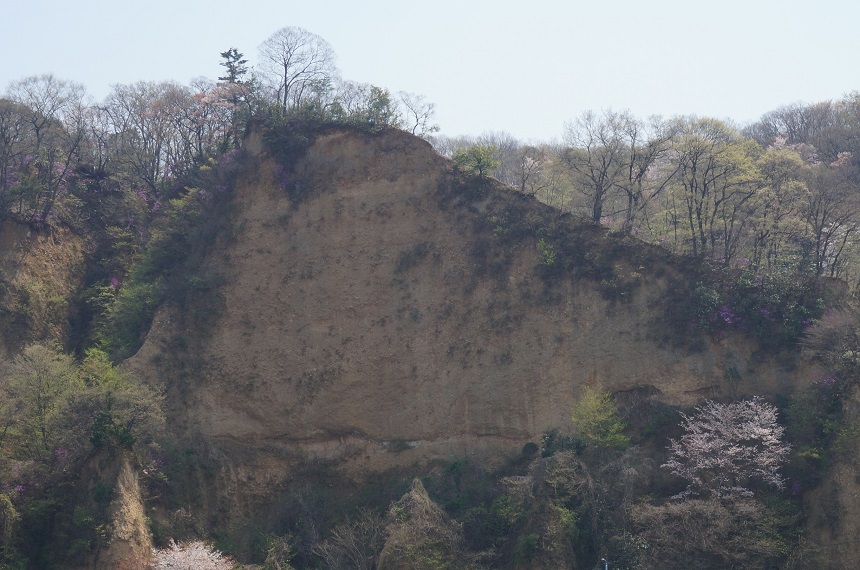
[2,0,858,142]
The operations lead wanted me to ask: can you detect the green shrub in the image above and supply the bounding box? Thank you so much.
[570,387,630,451]
[540,428,583,457]
[98,279,163,360]
[514,532,540,563]
[0,493,18,546]
[453,144,499,178]
[537,238,556,266]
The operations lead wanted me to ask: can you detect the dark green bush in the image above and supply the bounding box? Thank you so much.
[540,428,584,457]
[681,265,826,349]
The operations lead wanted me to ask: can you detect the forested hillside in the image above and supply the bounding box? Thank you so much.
[1,25,860,570]
[436,99,860,285]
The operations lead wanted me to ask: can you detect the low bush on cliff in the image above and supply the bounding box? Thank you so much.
[680,265,827,350]
[262,97,404,192]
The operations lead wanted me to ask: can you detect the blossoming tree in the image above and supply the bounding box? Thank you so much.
[662,397,791,498]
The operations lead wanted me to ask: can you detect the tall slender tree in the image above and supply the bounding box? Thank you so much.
[218,48,248,84]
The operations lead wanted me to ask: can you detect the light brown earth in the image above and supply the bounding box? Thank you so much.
[0,219,85,356]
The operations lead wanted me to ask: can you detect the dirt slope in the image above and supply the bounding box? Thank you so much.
[0,220,85,356]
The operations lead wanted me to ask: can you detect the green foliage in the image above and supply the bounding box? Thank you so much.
[570,386,630,451]
[422,460,497,517]
[514,532,540,563]
[681,264,826,349]
[79,348,125,389]
[1,344,164,464]
[218,48,248,84]
[0,343,164,566]
[89,411,136,449]
[263,88,402,175]
[783,375,853,491]
[453,144,500,178]
[97,278,162,360]
[62,504,112,563]
[380,480,475,569]
[94,156,237,359]
[263,106,326,165]
[537,238,556,266]
[0,493,18,547]
[2,277,69,342]
[639,401,681,439]
[1,343,80,460]
[263,533,297,569]
[461,495,521,552]
[330,84,402,132]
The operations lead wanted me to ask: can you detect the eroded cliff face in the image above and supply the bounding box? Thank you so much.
[0,220,85,356]
[803,388,860,566]
[128,129,816,496]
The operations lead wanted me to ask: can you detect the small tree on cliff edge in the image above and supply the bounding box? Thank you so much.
[453,144,499,178]
[662,397,790,498]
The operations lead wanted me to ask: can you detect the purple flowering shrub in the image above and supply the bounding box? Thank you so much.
[688,267,825,348]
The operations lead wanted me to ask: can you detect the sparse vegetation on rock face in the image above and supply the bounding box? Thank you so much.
[0,220,85,355]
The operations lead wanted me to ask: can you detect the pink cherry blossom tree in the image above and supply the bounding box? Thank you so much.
[662,397,791,498]
[150,540,236,569]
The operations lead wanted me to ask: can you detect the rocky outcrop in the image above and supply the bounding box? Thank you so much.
[378,479,472,570]
[96,458,153,569]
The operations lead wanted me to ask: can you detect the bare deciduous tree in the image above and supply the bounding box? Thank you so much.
[5,74,89,221]
[560,110,632,224]
[804,165,860,277]
[258,26,338,110]
[398,91,439,138]
[631,496,791,569]
[313,508,385,570]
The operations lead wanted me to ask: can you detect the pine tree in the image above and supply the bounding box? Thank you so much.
[218,48,248,84]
